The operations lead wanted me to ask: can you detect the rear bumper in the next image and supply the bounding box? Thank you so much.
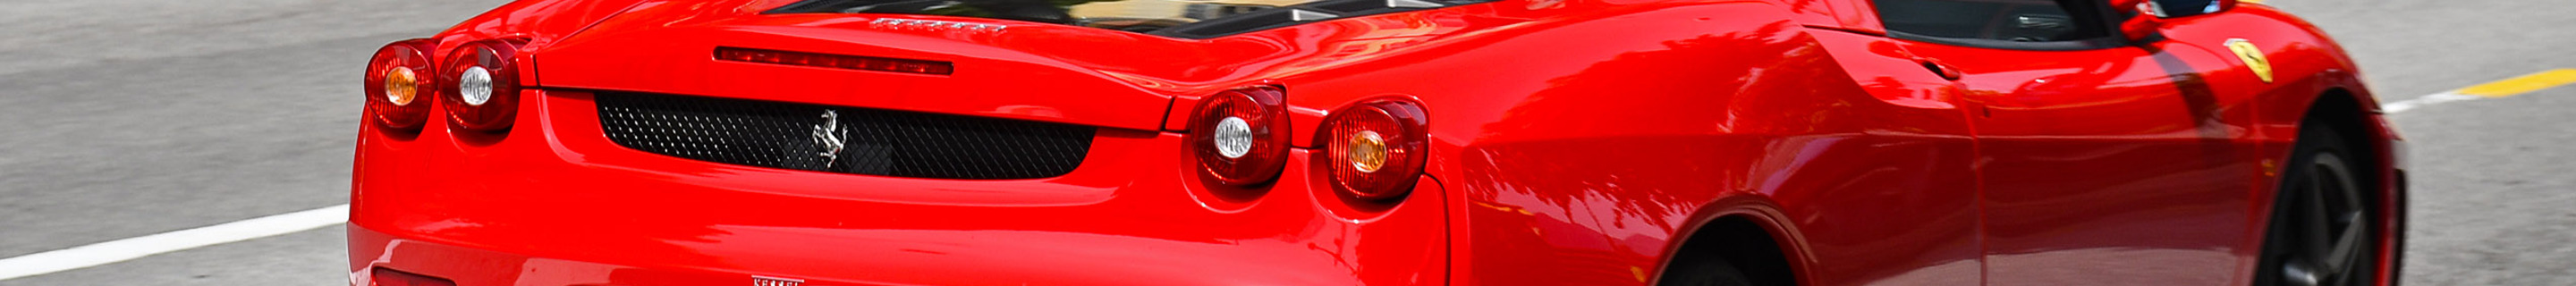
[349,89,1446,285]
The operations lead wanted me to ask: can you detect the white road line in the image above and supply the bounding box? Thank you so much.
[2385,69,2576,114]
[0,204,349,281]
[2382,93,2481,114]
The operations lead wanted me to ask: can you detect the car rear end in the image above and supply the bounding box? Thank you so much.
[348,0,1460,285]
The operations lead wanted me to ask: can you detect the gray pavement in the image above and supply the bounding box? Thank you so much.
[2273,0,2576,284]
[0,0,508,284]
[0,0,2572,285]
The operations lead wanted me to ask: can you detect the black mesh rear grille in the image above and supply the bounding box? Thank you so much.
[597,92,1093,179]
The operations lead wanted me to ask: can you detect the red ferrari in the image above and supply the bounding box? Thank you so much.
[351,0,2406,284]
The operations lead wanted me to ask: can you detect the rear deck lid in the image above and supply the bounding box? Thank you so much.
[533,13,1193,130]
[763,0,1494,38]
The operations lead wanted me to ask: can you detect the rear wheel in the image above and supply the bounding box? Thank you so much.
[2255,123,2379,286]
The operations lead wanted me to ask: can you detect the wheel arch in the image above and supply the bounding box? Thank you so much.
[2284,86,2409,286]
[2299,88,2377,146]
[1649,195,1813,286]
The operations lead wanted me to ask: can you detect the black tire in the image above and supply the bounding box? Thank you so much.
[1657,257,1757,286]
[2254,121,2380,286]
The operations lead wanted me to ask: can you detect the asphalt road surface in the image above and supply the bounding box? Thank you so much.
[2,0,2572,285]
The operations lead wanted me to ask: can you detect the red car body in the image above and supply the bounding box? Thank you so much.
[349,0,2406,285]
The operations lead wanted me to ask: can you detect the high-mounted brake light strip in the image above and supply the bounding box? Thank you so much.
[716,46,953,75]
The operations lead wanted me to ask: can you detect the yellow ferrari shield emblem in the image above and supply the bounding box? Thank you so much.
[2225,38,2274,83]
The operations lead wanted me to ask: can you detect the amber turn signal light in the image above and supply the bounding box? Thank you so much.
[363,38,437,130]
[1320,99,1428,201]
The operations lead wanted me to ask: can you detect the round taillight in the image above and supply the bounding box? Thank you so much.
[1188,87,1292,186]
[363,38,436,130]
[439,38,527,132]
[1320,99,1428,201]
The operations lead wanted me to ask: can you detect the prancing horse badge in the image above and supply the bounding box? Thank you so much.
[811,110,849,167]
[2224,38,2275,83]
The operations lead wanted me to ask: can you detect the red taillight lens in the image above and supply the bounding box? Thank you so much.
[369,268,455,286]
[439,38,528,132]
[1188,87,1292,186]
[363,38,436,130]
[1320,99,1428,201]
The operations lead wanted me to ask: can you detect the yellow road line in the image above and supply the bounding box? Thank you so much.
[2453,69,2576,97]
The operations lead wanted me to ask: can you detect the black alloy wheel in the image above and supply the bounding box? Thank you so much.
[2256,123,2379,286]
